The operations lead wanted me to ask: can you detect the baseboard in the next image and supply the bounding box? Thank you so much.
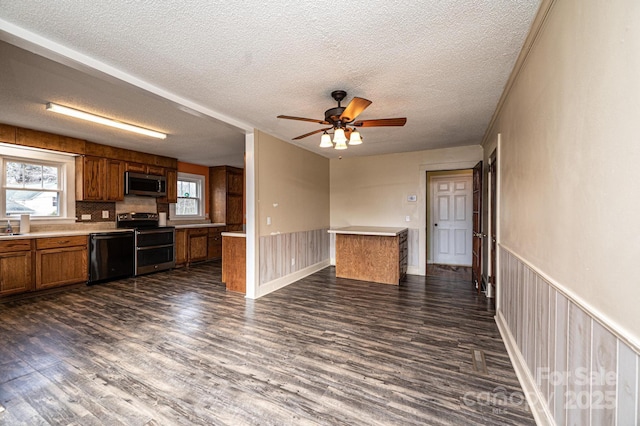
[495,311,554,426]
[255,259,331,298]
[407,266,422,275]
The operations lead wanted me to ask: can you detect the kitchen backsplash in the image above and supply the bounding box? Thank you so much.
[76,198,169,223]
[76,201,115,222]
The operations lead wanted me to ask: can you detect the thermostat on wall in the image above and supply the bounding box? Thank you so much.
[407,195,417,202]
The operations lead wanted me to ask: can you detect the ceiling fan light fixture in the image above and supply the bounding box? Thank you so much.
[45,102,167,139]
[334,139,348,150]
[348,130,362,145]
[319,131,333,148]
[333,127,347,144]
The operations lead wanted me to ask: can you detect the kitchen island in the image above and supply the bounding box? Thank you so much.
[328,226,408,285]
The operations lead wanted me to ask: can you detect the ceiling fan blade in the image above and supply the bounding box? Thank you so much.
[352,118,407,127]
[339,97,372,122]
[277,115,329,125]
[292,127,332,140]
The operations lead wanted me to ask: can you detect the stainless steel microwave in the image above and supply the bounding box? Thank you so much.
[124,172,167,197]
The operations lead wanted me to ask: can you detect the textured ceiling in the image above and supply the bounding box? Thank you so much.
[0,0,541,165]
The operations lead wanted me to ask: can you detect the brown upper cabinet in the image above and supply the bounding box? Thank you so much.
[105,159,126,201]
[76,156,125,202]
[125,162,165,176]
[210,166,244,226]
[158,168,178,204]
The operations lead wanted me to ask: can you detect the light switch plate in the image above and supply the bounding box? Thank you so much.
[102,210,109,219]
[405,216,411,222]
[81,214,91,220]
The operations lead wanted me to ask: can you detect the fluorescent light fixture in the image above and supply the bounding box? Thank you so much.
[45,102,167,139]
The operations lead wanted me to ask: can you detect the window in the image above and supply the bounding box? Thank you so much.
[5,159,61,217]
[1,145,76,221]
[171,172,205,220]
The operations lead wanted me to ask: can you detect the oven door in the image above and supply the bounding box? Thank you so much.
[135,228,175,275]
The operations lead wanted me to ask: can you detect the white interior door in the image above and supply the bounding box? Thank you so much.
[432,175,473,266]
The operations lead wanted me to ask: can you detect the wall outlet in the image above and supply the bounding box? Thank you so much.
[405,215,411,222]
[102,210,109,219]
[81,214,91,220]
[267,216,271,225]
[291,258,295,266]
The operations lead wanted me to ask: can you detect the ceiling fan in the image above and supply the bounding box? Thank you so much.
[277,90,407,150]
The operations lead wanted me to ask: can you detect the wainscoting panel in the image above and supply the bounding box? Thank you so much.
[260,229,329,285]
[498,246,639,426]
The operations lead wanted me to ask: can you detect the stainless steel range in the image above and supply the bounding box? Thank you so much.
[116,212,175,276]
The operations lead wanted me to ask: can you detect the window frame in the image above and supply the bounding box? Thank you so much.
[0,144,76,223]
[170,172,206,220]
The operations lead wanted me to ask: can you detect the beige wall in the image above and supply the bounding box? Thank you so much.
[330,145,482,275]
[484,0,640,344]
[255,130,329,236]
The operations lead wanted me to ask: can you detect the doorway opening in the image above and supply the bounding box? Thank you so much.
[426,169,473,280]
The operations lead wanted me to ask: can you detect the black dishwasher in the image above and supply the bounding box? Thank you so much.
[88,231,135,284]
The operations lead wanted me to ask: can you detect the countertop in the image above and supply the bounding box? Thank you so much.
[0,228,133,241]
[172,223,226,229]
[328,226,408,237]
[0,222,228,240]
[221,231,246,238]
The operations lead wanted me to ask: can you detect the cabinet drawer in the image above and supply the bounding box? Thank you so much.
[36,235,88,250]
[0,239,32,253]
[188,228,208,237]
[208,227,226,237]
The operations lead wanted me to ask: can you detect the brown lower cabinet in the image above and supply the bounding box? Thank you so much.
[188,228,208,263]
[35,236,88,290]
[175,226,226,267]
[0,236,88,298]
[175,229,187,266]
[0,240,33,296]
[207,227,224,260]
[222,234,245,294]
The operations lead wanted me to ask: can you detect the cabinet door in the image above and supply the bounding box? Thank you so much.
[175,229,187,266]
[227,194,244,225]
[76,156,104,201]
[158,169,177,204]
[207,236,222,259]
[227,170,243,195]
[36,246,88,289]
[105,159,125,201]
[188,231,208,263]
[146,165,165,176]
[207,227,225,260]
[0,251,32,296]
[125,162,147,173]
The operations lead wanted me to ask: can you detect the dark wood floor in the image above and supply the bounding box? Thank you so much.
[0,262,534,425]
